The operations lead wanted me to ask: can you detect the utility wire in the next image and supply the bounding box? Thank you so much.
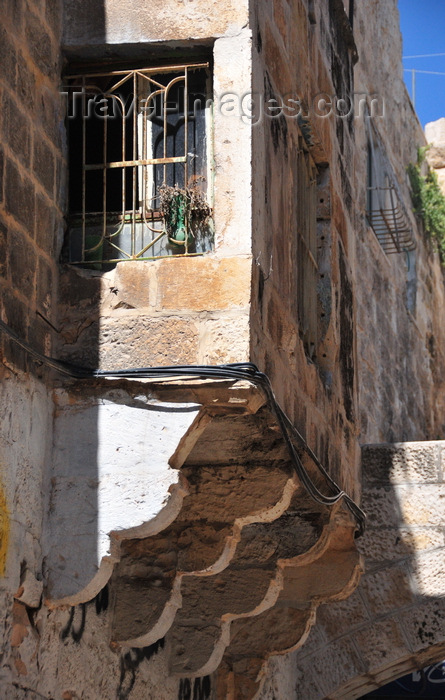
[404,68,445,76]
[403,53,445,59]
[0,318,365,536]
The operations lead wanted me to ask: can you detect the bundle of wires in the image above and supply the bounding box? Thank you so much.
[0,318,365,537]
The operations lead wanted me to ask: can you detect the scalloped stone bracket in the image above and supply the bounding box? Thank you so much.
[214,513,363,700]
[43,378,362,695]
[44,379,267,605]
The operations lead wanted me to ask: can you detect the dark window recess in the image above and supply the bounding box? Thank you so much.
[295,134,319,359]
[342,0,354,28]
[65,63,213,267]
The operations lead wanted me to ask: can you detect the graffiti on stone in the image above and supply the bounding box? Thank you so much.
[178,676,211,700]
[117,639,165,700]
[60,604,86,644]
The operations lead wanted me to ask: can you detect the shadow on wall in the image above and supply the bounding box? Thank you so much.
[40,0,108,595]
[257,441,445,700]
[43,254,200,677]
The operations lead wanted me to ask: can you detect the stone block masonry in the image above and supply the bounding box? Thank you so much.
[426,117,445,192]
[2,0,445,697]
[57,257,252,369]
[258,441,445,699]
[0,0,64,369]
[0,1,64,695]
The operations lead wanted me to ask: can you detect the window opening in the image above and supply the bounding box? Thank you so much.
[65,63,213,267]
[366,119,416,254]
[295,134,319,358]
[342,0,354,28]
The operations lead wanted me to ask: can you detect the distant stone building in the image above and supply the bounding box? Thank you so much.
[1,1,445,698]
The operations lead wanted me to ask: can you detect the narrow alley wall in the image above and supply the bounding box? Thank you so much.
[0,0,65,693]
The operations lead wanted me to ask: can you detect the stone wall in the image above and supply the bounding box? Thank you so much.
[3,0,445,698]
[58,0,254,371]
[250,0,361,501]
[0,0,65,695]
[257,2,445,697]
[251,0,445,493]
[0,374,54,693]
[0,0,64,367]
[63,0,249,47]
[258,441,445,700]
[426,117,445,191]
[353,0,445,444]
[57,258,251,370]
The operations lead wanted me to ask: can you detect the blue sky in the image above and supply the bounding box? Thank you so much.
[399,0,445,128]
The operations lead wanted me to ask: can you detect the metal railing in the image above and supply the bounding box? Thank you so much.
[366,119,416,254]
[65,63,212,266]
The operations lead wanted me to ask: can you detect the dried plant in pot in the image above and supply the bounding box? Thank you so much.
[159,182,212,251]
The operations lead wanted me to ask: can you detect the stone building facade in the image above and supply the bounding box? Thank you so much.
[1,0,445,699]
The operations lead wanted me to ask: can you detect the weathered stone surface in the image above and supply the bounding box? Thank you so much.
[298,636,366,697]
[111,261,156,309]
[357,526,444,568]
[59,258,253,368]
[0,371,54,693]
[34,603,181,700]
[110,405,300,645]
[96,394,361,689]
[436,167,445,192]
[213,30,253,256]
[362,484,445,528]
[209,518,361,695]
[166,499,329,675]
[398,600,445,653]
[58,315,200,369]
[425,118,445,148]
[63,0,249,45]
[0,145,4,206]
[14,569,43,608]
[25,9,58,77]
[409,549,445,597]
[199,315,250,364]
[46,386,200,601]
[316,587,370,640]
[359,565,415,616]
[58,265,102,308]
[272,439,445,700]
[35,192,56,256]
[9,229,36,301]
[0,222,7,277]
[3,94,31,166]
[426,145,445,169]
[5,159,35,232]
[157,257,252,311]
[0,24,17,82]
[354,617,410,673]
[33,137,55,198]
[3,0,445,696]
[252,653,303,700]
[362,442,442,485]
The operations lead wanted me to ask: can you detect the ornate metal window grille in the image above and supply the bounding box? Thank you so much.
[65,63,213,266]
[366,120,416,254]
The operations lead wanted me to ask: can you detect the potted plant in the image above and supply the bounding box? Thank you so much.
[159,181,212,251]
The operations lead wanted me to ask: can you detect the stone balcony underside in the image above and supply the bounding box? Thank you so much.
[46,379,361,697]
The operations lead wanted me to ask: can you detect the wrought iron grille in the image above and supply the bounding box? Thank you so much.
[65,63,213,266]
[366,120,416,254]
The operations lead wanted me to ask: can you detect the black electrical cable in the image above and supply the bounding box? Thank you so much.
[0,318,365,536]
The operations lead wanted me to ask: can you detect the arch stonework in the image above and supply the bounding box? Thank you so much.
[257,441,445,700]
